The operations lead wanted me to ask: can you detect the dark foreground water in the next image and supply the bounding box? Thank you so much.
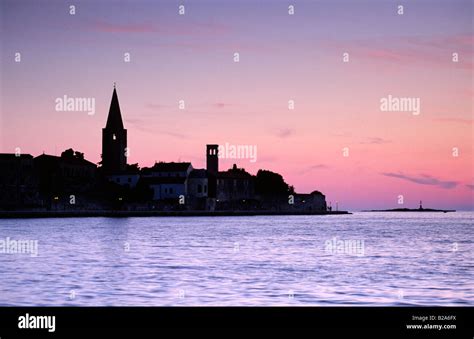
[0,212,472,306]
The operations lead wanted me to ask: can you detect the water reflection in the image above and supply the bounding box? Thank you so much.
[0,212,472,306]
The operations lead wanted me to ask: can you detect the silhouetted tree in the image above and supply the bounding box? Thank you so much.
[61,148,84,160]
[61,148,74,159]
[255,169,293,196]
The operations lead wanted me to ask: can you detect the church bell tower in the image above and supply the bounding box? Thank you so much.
[102,84,127,173]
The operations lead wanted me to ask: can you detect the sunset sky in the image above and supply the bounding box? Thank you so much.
[1,0,473,210]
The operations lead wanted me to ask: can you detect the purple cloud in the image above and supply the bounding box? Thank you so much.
[274,128,294,138]
[92,21,156,33]
[381,172,459,189]
[125,118,191,139]
[360,137,391,145]
[212,102,235,109]
[146,103,168,110]
[326,33,474,70]
[90,19,231,37]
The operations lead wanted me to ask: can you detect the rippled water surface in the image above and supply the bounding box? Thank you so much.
[0,212,472,306]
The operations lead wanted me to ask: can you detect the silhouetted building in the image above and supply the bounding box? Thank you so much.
[206,144,218,174]
[206,144,218,199]
[102,86,127,173]
[140,176,187,200]
[108,173,140,189]
[34,152,96,205]
[188,169,208,198]
[142,162,193,178]
[0,154,38,208]
[292,191,327,211]
[1,85,328,212]
[140,162,193,200]
[107,164,141,189]
[217,164,255,202]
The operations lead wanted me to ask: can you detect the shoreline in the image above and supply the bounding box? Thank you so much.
[362,209,456,213]
[0,210,351,219]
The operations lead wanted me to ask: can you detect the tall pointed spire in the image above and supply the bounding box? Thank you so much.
[102,84,127,173]
[105,85,124,130]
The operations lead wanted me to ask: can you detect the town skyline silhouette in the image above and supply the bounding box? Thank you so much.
[0,85,333,215]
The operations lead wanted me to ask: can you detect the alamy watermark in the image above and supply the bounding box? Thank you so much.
[55,95,95,115]
[380,95,420,115]
[218,142,257,163]
[0,237,38,257]
[18,313,55,332]
[324,236,365,256]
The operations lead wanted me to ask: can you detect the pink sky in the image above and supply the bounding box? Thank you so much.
[1,0,473,210]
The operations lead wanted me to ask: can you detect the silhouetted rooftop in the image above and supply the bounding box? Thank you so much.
[140,176,187,185]
[35,154,96,168]
[148,162,192,172]
[0,153,33,160]
[189,169,207,178]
